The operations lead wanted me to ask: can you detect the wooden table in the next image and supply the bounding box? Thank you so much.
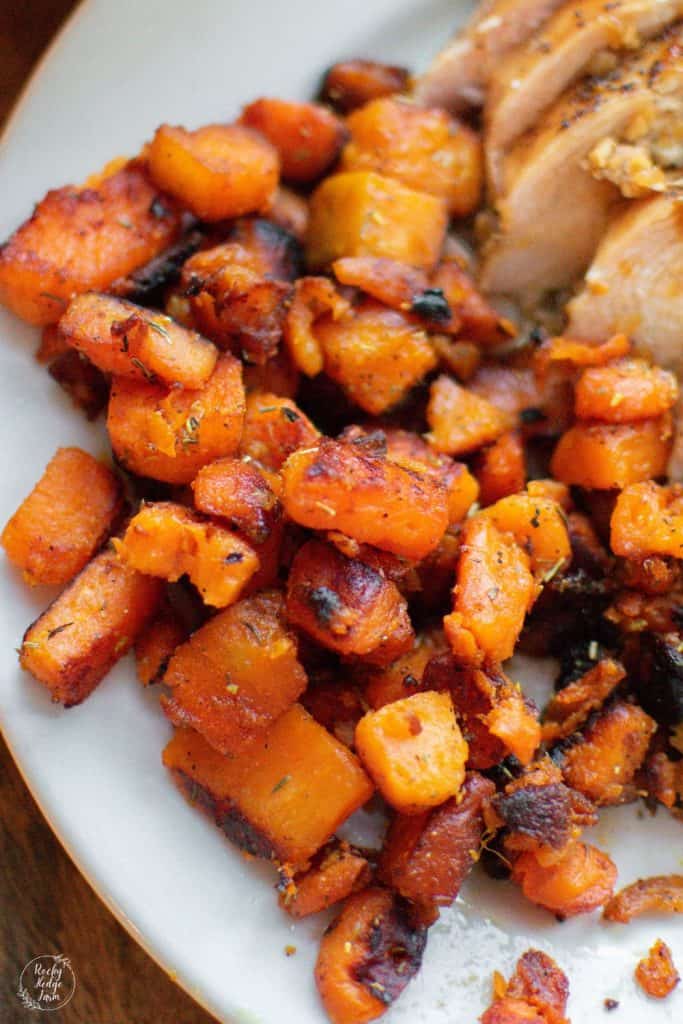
[1,5,216,1022]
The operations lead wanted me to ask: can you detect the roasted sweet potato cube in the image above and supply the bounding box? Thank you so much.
[279,843,371,918]
[59,293,217,388]
[147,123,279,222]
[134,600,187,686]
[431,261,510,346]
[535,333,630,374]
[0,160,181,325]
[512,840,617,919]
[485,950,570,1024]
[315,887,426,1024]
[20,547,162,706]
[480,493,570,578]
[342,98,483,217]
[319,59,410,114]
[541,659,626,745]
[575,359,678,423]
[2,447,123,586]
[107,352,245,484]
[242,348,300,399]
[364,628,447,710]
[306,171,447,271]
[283,276,351,378]
[427,375,512,457]
[192,457,281,544]
[355,691,468,814]
[163,706,374,865]
[240,98,347,183]
[162,590,306,754]
[286,539,413,665]
[315,301,437,415]
[227,216,304,280]
[610,482,683,559]
[635,940,680,1000]
[379,772,495,913]
[476,433,526,507]
[281,437,448,561]
[240,392,319,470]
[114,502,258,608]
[551,416,672,490]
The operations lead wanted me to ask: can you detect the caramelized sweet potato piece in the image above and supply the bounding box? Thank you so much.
[59,293,217,387]
[541,659,625,744]
[286,539,413,665]
[535,334,630,375]
[163,706,373,865]
[240,98,346,183]
[284,275,351,377]
[355,691,468,814]
[107,352,244,484]
[47,349,109,420]
[320,60,410,114]
[364,629,447,710]
[134,600,187,685]
[316,301,437,414]
[242,348,300,398]
[279,843,371,918]
[431,336,481,381]
[315,887,427,1024]
[431,261,511,347]
[512,840,617,919]
[603,875,683,923]
[115,502,258,607]
[281,437,448,561]
[635,940,679,999]
[2,447,123,586]
[306,171,447,271]
[301,675,366,749]
[575,359,678,424]
[228,216,303,281]
[240,392,319,470]
[148,123,278,222]
[332,257,435,321]
[265,186,309,240]
[444,516,537,665]
[551,416,673,490]
[480,997,545,1023]
[20,547,162,706]
[379,771,495,913]
[559,701,656,806]
[341,98,483,217]
[427,375,512,456]
[476,433,526,507]
[0,160,181,325]
[161,590,306,754]
[480,493,571,579]
[611,482,683,559]
[483,950,570,1024]
[111,227,204,306]
[192,457,281,544]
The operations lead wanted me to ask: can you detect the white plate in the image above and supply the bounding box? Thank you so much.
[1,1,682,1021]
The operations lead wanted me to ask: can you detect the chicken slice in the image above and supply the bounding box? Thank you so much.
[480,26,683,299]
[413,0,565,111]
[485,0,683,189]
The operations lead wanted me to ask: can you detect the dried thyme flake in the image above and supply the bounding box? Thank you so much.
[47,622,74,640]
[271,774,291,794]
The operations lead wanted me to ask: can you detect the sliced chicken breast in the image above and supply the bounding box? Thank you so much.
[480,26,683,298]
[413,0,565,111]
[485,0,683,188]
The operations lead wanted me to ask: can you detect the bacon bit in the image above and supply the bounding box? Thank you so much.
[603,875,683,923]
[481,950,570,1024]
[635,940,679,999]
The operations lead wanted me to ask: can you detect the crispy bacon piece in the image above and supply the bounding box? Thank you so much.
[482,950,570,1024]
[635,940,680,1000]
[319,59,410,114]
[603,875,683,923]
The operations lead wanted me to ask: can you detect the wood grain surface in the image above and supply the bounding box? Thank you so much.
[1,4,216,1022]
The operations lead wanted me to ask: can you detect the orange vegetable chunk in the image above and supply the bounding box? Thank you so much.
[320,60,410,114]
[355,691,468,814]
[610,481,683,559]
[306,171,447,271]
[635,940,680,1000]
[135,601,187,686]
[191,457,280,545]
[163,706,374,865]
[284,275,351,377]
[476,432,526,506]
[240,392,319,471]
[575,359,678,423]
[20,547,162,706]
[364,628,447,710]
[480,493,571,578]
[279,844,371,918]
[240,98,347,183]
[115,502,258,607]
[2,447,122,586]
[427,374,511,456]
[148,123,279,222]
[513,841,617,919]
[551,416,672,489]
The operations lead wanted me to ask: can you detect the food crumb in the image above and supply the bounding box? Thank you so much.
[284,944,297,957]
[635,939,679,999]
[604,997,619,1011]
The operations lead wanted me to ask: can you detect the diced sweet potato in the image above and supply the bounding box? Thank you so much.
[483,950,570,1024]
[512,841,617,919]
[20,547,162,706]
[2,447,123,586]
[0,160,181,325]
[59,293,217,387]
[480,493,571,579]
[161,590,306,754]
[603,875,683,923]
[240,98,347,183]
[480,997,546,1023]
[610,481,683,559]
[240,392,319,470]
[134,600,187,685]
[551,416,672,490]
[286,539,413,665]
[114,502,258,607]
[342,98,483,217]
[36,324,69,363]
[107,352,244,484]
[46,350,109,420]
[575,359,678,423]
[306,171,447,271]
[476,433,526,507]
[379,771,495,913]
[635,940,679,1000]
[444,516,537,665]
[279,843,371,918]
[560,701,656,806]
[281,437,449,561]
[431,261,511,346]
[541,659,625,744]
[364,629,447,710]
[301,676,366,749]
[265,186,309,240]
[228,216,304,280]
[163,706,374,865]
[284,276,351,377]
[355,691,468,814]
[315,887,426,1024]
[332,257,433,319]
[534,333,630,375]
[191,457,281,544]
[315,300,437,415]
[427,375,512,456]
[147,123,279,222]
[242,348,300,398]
[319,60,410,114]
[431,336,481,380]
